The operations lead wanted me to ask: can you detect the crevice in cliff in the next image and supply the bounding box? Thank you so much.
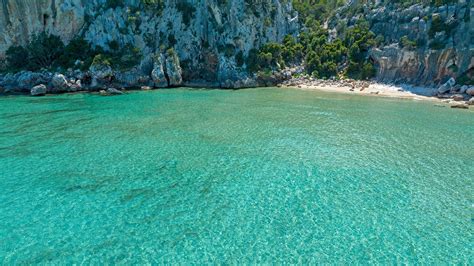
[43,14,49,28]
[163,57,171,87]
[1,0,10,27]
[50,0,57,27]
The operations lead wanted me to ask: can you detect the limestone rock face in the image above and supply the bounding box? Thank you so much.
[1,0,471,88]
[0,0,298,85]
[151,54,167,88]
[165,50,183,87]
[357,2,474,86]
[0,0,86,55]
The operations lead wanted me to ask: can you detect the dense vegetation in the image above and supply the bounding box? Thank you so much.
[4,33,141,73]
[247,0,377,80]
[247,19,376,80]
[2,0,467,84]
[247,0,464,80]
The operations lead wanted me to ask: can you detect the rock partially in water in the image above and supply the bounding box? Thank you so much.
[30,84,47,96]
[467,97,474,106]
[106,87,124,95]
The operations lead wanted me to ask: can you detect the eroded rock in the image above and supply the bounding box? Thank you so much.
[165,50,183,87]
[151,54,168,88]
[438,78,456,94]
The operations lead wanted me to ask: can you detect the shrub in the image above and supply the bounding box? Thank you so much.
[92,54,112,67]
[26,33,65,70]
[4,32,141,72]
[57,38,96,69]
[400,36,417,50]
[5,45,29,71]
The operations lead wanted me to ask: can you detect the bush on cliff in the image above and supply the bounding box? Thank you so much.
[58,38,98,70]
[248,20,376,80]
[5,33,142,73]
[5,45,29,72]
[6,33,93,72]
[6,33,65,71]
[26,33,65,71]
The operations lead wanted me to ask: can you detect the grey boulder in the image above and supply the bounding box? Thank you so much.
[438,78,456,94]
[30,84,47,96]
[466,88,474,96]
[106,88,124,95]
[52,74,70,91]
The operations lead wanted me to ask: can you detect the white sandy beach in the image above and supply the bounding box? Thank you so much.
[283,82,440,101]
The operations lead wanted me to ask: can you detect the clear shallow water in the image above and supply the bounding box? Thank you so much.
[0,88,472,264]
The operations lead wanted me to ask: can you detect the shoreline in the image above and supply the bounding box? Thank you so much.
[1,77,473,109]
[279,78,474,109]
[282,83,439,101]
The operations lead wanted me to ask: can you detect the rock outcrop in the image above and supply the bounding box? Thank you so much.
[351,2,474,86]
[165,50,183,87]
[0,0,298,87]
[0,1,472,90]
[151,54,167,88]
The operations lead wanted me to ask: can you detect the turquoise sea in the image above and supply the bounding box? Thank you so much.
[0,88,472,263]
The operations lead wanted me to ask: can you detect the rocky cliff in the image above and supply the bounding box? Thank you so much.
[0,0,473,91]
[0,0,299,87]
[330,1,473,86]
